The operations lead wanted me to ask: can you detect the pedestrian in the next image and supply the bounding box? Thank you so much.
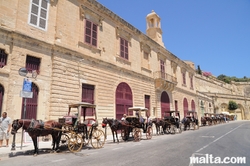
[121,114,127,121]
[0,112,12,147]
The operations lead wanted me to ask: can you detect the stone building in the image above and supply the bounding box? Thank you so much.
[0,0,249,127]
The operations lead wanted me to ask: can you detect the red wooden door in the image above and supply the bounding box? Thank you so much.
[116,82,133,120]
[191,100,195,111]
[145,95,150,117]
[21,83,39,119]
[183,98,188,117]
[161,91,170,117]
[0,84,4,115]
[81,84,94,116]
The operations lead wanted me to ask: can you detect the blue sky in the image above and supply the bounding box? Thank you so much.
[97,0,250,78]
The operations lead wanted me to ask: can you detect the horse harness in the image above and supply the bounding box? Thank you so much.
[27,119,45,131]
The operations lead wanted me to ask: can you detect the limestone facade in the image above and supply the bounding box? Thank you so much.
[0,0,249,126]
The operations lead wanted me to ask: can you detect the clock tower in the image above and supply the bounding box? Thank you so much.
[146,10,165,48]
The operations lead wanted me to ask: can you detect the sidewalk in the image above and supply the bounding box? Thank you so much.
[0,134,115,159]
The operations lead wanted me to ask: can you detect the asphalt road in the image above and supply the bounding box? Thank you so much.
[1,120,249,166]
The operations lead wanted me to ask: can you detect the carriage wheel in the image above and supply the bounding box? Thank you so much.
[91,129,106,149]
[68,132,83,153]
[133,129,141,142]
[166,125,171,134]
[196,124,200,130]
[192,123,197,130]
[178,123,183,133]
[171,125,176,134]
[132,128,137,137]
[60,133,69,149]
[146,126,153,139]
[121,129,127,141]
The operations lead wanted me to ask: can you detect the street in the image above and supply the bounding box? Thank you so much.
[1,120,249,166]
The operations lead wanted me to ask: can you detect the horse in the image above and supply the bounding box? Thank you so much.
[11,119,62,156]
[181,117,191,131]
[204,116,213,125]
[182,116,199,130]
[102,118,130,143]
[151,118,165,135]
[201,117,207,126]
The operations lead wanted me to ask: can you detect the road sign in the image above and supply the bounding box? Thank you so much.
[22,78,32,92]
[18,68,28,77]
[20,91,33,98]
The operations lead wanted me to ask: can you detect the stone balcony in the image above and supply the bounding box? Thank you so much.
[153,71,177,91]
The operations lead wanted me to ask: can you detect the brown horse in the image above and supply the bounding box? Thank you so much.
[11,119,62,156]
[102,118,130,143]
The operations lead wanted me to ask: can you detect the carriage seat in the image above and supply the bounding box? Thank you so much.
[62,115,77,125]
[83,118,96,126]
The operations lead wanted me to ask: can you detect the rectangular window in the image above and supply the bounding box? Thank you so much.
[175,100,178,111]
[29,0,49,30]
[0,49,8,68]
[85,20,98,47]
[143,51,149,60]
[26,55,41,74]
[190,76,193,89]
[160,60,165,79]
[82,84,95,116]
[120,38,128,60]
[182,72,186,85]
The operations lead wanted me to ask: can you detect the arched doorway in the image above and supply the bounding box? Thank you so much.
[183,98,188,116]
[21,83,39,119]
[0,84,4,115]
[161,91,170,117]
[115,82,133,120]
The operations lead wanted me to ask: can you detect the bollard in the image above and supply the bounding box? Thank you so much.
[11,133,16,151]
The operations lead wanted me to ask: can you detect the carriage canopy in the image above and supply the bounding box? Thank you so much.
[68,102,97,124]
[128,107,149,117]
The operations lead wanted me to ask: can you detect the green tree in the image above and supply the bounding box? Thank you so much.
[217,74,231,83]
[217,74,250,83]
[228,101,238,110]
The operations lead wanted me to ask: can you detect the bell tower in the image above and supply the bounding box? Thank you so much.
[146,10,165,48]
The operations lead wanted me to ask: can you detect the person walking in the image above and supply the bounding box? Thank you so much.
[0,112,12,147]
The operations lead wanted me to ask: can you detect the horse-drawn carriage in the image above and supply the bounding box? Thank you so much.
[59,102,105,152]
[210,113,222,125]
[201,113,213,126]
[11,102,105,155]
[163,111,183,134]
[182,111,199,130]
[151,111,182,135]
[125,107,153,141]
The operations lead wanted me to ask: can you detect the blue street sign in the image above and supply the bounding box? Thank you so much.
[22,78,32,92]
